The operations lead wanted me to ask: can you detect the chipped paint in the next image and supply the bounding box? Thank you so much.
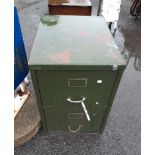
[74,49,79,52]
[109,44,118,49]
[60,36,64,41]
[29,16,126,67]
[98,33,113,44]
[48,49,72,63]
[65,38,72,43]
[76,31,90,37]
[64,28,70,31]
[106,54,110,57]
[109,51,122,61]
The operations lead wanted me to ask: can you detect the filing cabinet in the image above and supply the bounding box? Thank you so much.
[48,0,92,16]
[29,15,126,133]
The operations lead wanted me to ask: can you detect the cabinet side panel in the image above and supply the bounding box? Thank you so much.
[30,69,48,132]
[99,70,124,133]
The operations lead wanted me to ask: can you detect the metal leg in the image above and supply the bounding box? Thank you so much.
[97,0,103,16]
[113,21,117,36]
[108,22,112,30]
[114,21,117,30]
[113,29,116,37]
[114,21,117,36]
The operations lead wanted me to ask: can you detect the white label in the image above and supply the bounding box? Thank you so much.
[97,80,102,84]
[96,102,99,105]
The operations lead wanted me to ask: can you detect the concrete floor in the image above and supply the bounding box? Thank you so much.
[15,0,141,154]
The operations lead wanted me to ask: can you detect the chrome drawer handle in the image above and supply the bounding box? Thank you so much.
[68,124,83,133]
[67,97,90,121]
[67,97,86,103]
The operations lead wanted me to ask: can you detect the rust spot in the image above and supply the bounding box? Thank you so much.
[65,38,72,43]
[76,31,90,37]
[98,34,112,44]
[48,49,72,63]
[110,51,121,61]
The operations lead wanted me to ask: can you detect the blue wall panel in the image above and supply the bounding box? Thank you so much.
[14,7,29,90]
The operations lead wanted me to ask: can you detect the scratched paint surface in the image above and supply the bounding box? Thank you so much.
[48,0,92,6]
[29,15,126,67]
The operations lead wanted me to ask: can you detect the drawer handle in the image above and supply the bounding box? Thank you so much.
[68,124,83,133]
[68,78,87,87]
[67,97,86,103]
[67,97,90,121]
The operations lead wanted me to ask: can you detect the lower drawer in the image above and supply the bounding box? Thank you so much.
[43,105,107,133]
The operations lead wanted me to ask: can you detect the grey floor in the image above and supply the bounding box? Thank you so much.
[15,0,141,154]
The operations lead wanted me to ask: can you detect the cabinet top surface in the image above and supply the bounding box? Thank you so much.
[29,16,126,69]
[48,0,92,6]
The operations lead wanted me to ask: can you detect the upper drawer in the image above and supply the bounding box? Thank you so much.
[36,70,117,107]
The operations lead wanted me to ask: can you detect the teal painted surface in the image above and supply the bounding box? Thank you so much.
[29,15,126,70]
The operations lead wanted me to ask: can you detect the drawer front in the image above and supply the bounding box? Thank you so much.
[43,105,107,132]
[37,70,117,107]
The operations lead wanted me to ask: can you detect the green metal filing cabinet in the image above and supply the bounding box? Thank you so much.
[29,15,126,133]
